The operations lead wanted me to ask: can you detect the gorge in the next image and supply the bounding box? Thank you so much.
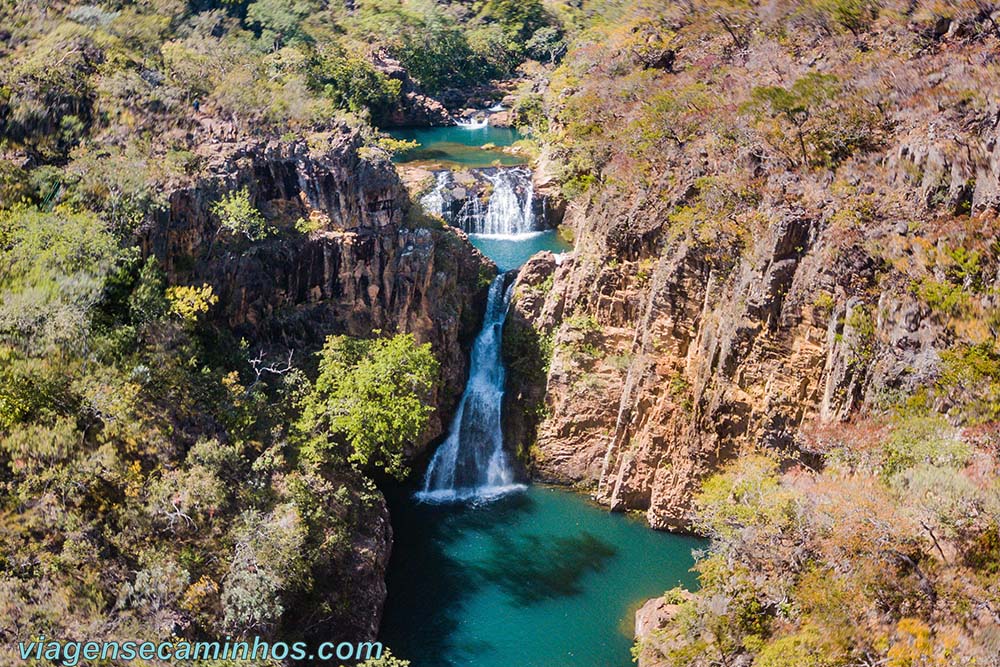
[4,2,1000,666]
[381,128,702,667]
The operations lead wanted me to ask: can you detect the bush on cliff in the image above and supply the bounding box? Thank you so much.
[639,421,1000,667]
[299,333,439,480]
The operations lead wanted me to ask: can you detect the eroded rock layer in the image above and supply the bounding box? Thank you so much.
[140,128,493,638]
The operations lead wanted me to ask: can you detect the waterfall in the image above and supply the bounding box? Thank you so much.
[455,115,489,129]
[421,167,542,238]
[417,275,524,503]
[475,169,537,237]
[419,171,450,219]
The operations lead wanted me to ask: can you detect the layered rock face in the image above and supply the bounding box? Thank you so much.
[139,127,492,639]
[143,128,493,448]
[507,119,1000,530]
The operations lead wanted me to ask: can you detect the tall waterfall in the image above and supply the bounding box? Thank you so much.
[417,275,524,502]
[420,167,543,237]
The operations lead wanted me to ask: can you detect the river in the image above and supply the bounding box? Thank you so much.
[378,123,703,667]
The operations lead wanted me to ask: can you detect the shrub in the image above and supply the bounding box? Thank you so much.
[914,277,971,319]
[212,187,273,242]
[745,72,885,168]
[882,414,969,478]
[166,284,219,323]
[299,333,439,479]
[935,344,1000,422]
[222,504,307,633]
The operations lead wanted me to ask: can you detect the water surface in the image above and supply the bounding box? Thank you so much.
[380,486,703,667]
[389,126,526,168]
[380,126,701,667]
[469,231,570,272]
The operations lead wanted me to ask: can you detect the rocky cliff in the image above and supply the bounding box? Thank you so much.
[504,9,1000,531]
[138,126,493,640]
[143,127,493,449]
[510,165,997,530]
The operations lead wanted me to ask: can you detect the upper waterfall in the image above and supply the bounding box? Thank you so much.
[420,167,544,237]
[454,115,489,129]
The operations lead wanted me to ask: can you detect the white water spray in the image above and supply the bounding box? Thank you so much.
[421,167,541,237]
[455,115,489,129]
[417,276,524,503]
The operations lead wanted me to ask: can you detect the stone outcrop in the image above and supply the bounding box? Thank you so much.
[372,54,453,127]
[139,127,493,641]
[633,592,691,667]
[506,135,994,530]
[143,128,494,450]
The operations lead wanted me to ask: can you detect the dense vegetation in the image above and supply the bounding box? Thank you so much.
[0,188,439,659]
[641,418,1000,666]
[4,0,1000,666]
[0,0,561,160]
[0,0,561,661]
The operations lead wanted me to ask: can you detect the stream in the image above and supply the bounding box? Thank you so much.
[379,124,703,667]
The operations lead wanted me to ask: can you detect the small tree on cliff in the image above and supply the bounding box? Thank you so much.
[299,332,438,480]
[212,187,273,242]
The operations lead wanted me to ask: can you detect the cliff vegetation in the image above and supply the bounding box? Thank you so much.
[500,1,1000,664]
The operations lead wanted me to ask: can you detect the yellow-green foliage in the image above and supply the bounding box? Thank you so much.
[298,333,439,480]
[0,188,413,656]
[211,188,273,242]
[654,422,999,667]
[935,344,1000,423]
[166,283,218,322]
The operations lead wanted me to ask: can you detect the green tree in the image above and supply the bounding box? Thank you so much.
[309,46,402,119]
[222,504,308,633]
[747,73,840,167]
[300,333,438,479]
[807,0,880,36]
[525,26,566,64]
[246,0,320,48]
[128,256,169,325]
[0,205,116,353]
[477,0,547,42]
[212,187,273,241]
[348,0,483,94]
[746,72,884,168]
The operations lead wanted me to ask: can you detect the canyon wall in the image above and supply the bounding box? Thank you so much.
[506,102,1000,531]
[140,127,493,640]
[143,128,493,449]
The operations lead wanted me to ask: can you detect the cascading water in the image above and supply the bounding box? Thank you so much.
[476,169,538,236]
[384,130,697,667]
[419,171,450,219]
[415,163,546,502]
[417,275,524,502]
[454,114,489,129]
[420,167,542,237]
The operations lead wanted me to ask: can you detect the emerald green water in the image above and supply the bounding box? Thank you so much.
[380,132,702,667]
[469,231,570,272]
[380,486,703,667]
[388,126,526,168]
